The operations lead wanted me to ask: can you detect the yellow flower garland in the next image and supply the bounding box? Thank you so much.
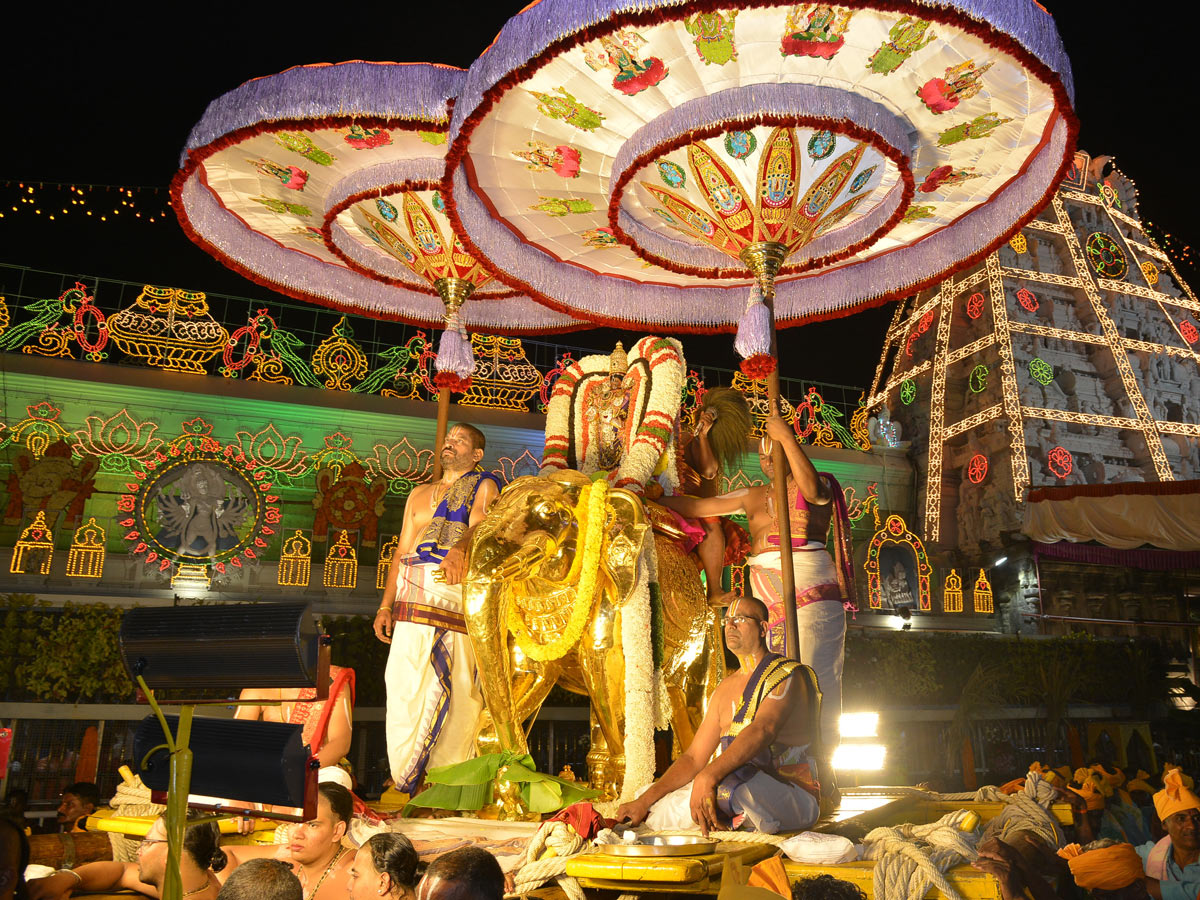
[509,480,609,662]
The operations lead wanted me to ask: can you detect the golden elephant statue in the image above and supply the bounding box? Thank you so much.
[463,469,723,799]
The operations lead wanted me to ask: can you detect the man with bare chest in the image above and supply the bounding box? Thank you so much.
[615,596,821,835]
[374,424,500,794]
[220,784,353,900]
[658,414,854,779]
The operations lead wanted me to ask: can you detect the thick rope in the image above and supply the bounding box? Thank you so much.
[861,810,981,900]
[108,775,165,862]
[506,820,588,900]
[921,775,1064,850]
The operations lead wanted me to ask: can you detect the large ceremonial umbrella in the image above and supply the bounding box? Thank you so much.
[444,0,1076,657]
[171,62,585,476]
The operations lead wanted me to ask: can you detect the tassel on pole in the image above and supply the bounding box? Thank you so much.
[431,277,476,481]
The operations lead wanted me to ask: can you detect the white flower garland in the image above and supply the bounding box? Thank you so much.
[614,337,686,492]
[619,524,658,804]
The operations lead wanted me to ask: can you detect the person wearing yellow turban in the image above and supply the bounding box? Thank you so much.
[1028,762,1061,787]
[1057,839,1145,894]
[1135,768,1200,900]
[1127,771,1155,797]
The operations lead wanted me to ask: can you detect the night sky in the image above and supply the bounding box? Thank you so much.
[2,3,1190,390]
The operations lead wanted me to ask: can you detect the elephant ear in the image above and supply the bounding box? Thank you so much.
[604,489,651,601]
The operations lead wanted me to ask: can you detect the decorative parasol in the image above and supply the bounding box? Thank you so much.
[171,62,586,476]
[444,0,1076,656]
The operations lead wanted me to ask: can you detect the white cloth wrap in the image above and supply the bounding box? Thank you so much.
[385,560,483,790]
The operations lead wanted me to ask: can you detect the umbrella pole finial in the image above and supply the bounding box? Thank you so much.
[739,241,789,300]
[431,278,477,482]
[739,242,802,662]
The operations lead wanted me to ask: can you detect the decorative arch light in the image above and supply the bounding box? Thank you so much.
[864,514,933,611]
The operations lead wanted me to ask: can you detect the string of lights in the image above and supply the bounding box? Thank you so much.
[0,180,171,223]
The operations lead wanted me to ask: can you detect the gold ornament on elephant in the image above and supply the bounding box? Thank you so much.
[508,480,609,662]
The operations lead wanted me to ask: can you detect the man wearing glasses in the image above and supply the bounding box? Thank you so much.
[615,595,821,836]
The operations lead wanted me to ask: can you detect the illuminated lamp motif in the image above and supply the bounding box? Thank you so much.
[1181,321,1199,345]
[459,335,543,411]
[969,364,989,393]
[967,454,988,483]
[66,517,107,578]
[311,317,369,390]
[966,292,985,319]
[1099,182,1120,209]
[1029,357,1054,385]
[278,530,313,587]
[943,569,963,613]
[10,511,53,575]
[1141,260,1159,286]
[731,371,796,436]
[1009,233,1027,254]
[362,438,433,496]
[323,530,358,589]
[900,379,917,405]
[73,409,163,474]
[107,286,229,374]
[1016,288,1039,312]
[972,569,994,613]
[864,514,932,610]
[376,534,400,590]
[1047,445,1073,479]
[1085,232,1128,279]
[491,449,542,486]
[8,402,70,458]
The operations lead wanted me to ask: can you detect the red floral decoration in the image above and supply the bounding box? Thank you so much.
[966,292,985,320]
[433,372,473,392]
[1016,288,1039,312]
[1181,321,1199,345]
[1047,445,1073,479]
[967,454,988,484]
[739,354,776,378]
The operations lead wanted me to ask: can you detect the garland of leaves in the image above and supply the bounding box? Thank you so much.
[508,480,608,662]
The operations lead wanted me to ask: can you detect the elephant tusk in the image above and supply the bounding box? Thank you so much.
[490,543,548,580]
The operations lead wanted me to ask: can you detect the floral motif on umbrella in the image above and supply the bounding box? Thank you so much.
[443,0,1077,336]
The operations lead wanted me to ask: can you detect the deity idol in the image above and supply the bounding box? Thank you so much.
[917,59,993,114]
[684,11,738,66]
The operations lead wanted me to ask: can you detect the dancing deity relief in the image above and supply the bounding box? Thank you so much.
[153,462,251,559]
[511,141,582,178]
[248,158,308,191]
[937,112,1013,146]
[684,11,738,65]
[582,29,669,95]
[917,59,993,115]
[866,16,936,74]
[781,4,856,59]
[527,87,605,132]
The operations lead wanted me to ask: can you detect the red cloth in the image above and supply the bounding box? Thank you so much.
[549,802,608,840]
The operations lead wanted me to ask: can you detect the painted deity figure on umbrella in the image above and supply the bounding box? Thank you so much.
[659,411,855,780]
[615,594,821,835]
[375,423,500,795]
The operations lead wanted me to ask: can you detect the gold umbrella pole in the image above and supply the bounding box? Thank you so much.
[431,278,476,481]
[739,242,799,662]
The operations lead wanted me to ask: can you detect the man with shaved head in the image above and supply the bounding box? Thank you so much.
[615,593,822,835]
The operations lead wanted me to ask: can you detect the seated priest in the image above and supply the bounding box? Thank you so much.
[615,595,821,836]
